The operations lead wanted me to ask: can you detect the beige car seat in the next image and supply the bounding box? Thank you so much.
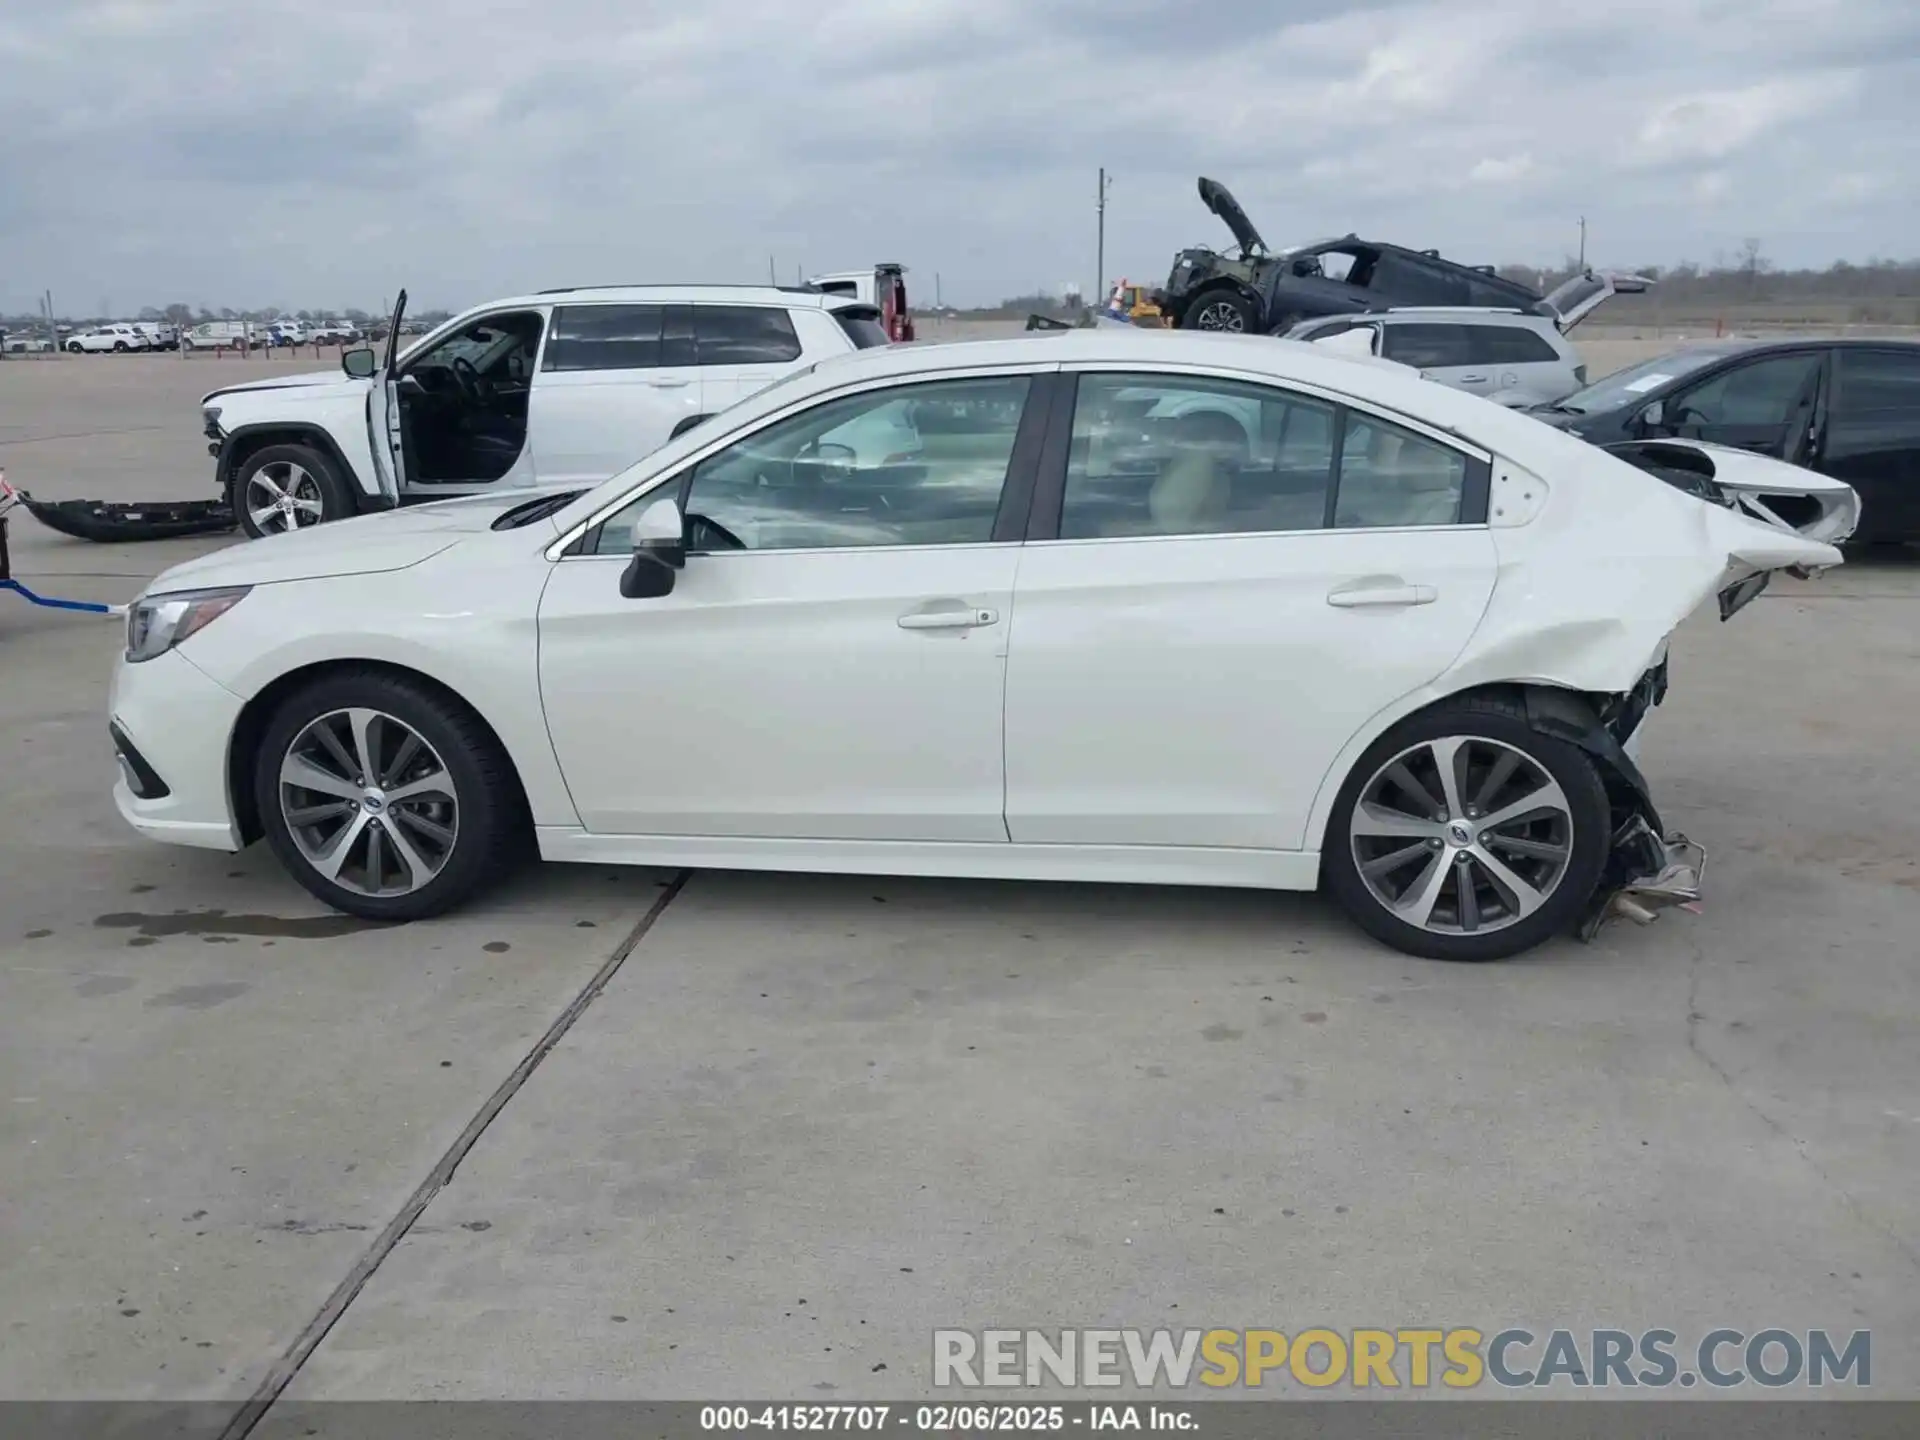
[1337,423,1461,527]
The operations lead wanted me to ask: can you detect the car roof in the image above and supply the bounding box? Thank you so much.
[501,284,848,309]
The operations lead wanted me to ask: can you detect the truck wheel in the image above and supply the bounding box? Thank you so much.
[1185,292,1258,333]
[231,443,357,538]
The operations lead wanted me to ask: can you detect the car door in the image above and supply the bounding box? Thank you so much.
[690,304,810,414]
[1380,323,1485,394]
[536,367,1053,842]
[1657,349,1826,459]
[1463,322,1578,405]
[525,303,704,486]
[1003,368,1497,853]
[1817,346,1920,541]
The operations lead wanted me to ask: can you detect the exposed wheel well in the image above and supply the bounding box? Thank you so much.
[226,659,533,847]
[1319,679,1652,852]
[220,427,363,510]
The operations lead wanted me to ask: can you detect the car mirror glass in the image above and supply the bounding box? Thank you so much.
[341,347,377,379]
[1641,399,1665,429]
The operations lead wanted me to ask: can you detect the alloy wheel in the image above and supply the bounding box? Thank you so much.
[1348,735,1574,936]
[1194,301,1245,332]
[279,708,459,898]
[246,461,325,533]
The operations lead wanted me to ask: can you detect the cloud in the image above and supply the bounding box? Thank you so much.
[1,0,1917,315]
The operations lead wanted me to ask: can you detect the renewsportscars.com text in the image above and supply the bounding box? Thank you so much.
[933,1327,1871,1390]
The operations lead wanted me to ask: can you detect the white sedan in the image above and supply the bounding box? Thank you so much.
[109,331,1847,961]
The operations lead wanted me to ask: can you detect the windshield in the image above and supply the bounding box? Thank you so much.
[1553,349,1728,413]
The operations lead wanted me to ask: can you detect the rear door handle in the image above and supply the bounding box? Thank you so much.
[1456,374,1489,384]
[898,607,998,630]
[1327,584,1437,608]
[647,379,691,389]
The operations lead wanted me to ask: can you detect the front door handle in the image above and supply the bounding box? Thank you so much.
[898,606,998,630]
[647,379,691,389]
[1327,583,1437,608]
[1456,374,1489,384]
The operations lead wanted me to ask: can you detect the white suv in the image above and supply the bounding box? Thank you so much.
[1285,309,1587,408]
[66,324,151,354]
[201,285,892,536]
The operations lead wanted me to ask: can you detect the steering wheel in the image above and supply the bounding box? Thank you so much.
[688,513,747,551]
[450,356,494,405]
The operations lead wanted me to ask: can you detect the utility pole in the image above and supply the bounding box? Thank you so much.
[1096,167,1113,304]
[769,255,777,285]
[935,272,943,307]
[1577,216,1587,271]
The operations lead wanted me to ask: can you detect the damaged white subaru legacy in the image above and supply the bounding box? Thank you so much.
[109,331,1853,961]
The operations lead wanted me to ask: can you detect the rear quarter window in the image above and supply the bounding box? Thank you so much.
[694,306,803,364]
[1467,326,1562,365]
[832,307,890,349]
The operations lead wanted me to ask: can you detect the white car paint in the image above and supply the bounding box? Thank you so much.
[66,324,150,353]
[1604,438,1863,546]
[112,331,1841,929]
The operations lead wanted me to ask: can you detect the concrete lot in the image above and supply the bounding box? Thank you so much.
[2,348,1917,1413]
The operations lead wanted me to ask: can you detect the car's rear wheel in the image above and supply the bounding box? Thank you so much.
[1186,291,1257,332]
[1323,694,1611,961]
[254,671,527,922]
[232,442,355,537]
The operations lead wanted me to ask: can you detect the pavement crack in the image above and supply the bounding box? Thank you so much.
[214,872,689,1440]
[1684,939,1920,1277]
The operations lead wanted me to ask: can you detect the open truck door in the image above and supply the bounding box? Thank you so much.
[1541,270,1654,333]
[364,289,408,507]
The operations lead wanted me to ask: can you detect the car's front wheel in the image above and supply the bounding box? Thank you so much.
[231,442,355,537]
[1322,693,1611,961]
[1184,291,1257,332]
[65,341,83,353]
[254,670,527,922]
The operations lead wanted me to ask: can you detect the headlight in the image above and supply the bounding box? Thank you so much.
[202,404,223,438]
[125,587,250,663]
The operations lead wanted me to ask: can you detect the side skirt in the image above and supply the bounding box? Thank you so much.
[535,829,1323,892]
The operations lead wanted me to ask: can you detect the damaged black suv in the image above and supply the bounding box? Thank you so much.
[1158,178,1643,335]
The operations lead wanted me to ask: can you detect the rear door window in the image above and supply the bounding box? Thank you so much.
[694,306,804,364]
[1833,348,1920,414]
[1382,324,1474,368]
[542,305,665,371]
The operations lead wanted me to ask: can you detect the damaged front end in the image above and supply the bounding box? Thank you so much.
[1521,678,1704,943]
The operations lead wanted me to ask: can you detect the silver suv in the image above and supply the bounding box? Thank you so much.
[1284,308,1586,408]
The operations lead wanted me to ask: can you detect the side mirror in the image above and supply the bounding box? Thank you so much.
[342,347,377,379]
[1640,399,1665,431]
[618,495,686,599]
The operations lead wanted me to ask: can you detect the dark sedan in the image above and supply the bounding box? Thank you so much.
[1527,338,1920,544]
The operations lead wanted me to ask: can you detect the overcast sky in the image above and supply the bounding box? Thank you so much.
[4,0,1917,316]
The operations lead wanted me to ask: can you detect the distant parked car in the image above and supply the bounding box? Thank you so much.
[3,330,56,354]
[263,321,309,347]
[308,321,360,344]
[1526,338,1920,545]
[134,322,180,351]
[66,324,151,353]
[184,321,260,350]
[1287,308,1589,408]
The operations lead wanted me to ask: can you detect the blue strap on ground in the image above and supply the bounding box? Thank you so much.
[1,578,119,614]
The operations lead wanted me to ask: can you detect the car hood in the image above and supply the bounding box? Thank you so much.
[1197,177,1267,255]
[140,490,561,595]
[202,370,367,405]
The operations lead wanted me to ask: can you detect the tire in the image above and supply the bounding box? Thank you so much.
[113,341,128,352]
[231,441,357,538]
[66,341,83,354]
[1182,290,1259,333]
[254,669,528,922]
[1322,692,1611,962]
